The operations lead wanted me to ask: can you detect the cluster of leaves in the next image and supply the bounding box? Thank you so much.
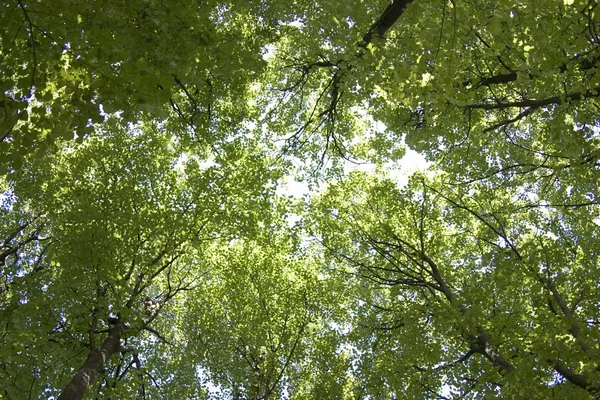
[0,122,290,398]
[1,0,600,399]
[1,0,313,171]
[310,168,600,398]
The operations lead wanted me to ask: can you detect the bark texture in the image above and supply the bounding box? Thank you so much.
[57,322,124,400]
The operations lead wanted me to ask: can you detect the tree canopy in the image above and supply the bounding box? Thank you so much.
[1,0,600,398]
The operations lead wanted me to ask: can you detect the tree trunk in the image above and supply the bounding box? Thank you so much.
[58,322,124,400]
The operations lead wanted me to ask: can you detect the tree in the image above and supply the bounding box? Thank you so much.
[310,170,600,398]
[2,0,600,398]
[178,233,334,399]
[0,120,282,399]
[1,0,302,171]
[257,0,599,170]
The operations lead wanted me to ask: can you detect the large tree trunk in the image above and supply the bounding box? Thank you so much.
[58,322,124,400]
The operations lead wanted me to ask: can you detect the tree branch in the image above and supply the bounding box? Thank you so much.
[361,0,415,45]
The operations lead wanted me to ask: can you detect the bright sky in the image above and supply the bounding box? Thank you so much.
[278,147,430,198]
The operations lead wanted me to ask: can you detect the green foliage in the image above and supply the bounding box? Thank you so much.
[1,0,599,399]
[310,169,600,398]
